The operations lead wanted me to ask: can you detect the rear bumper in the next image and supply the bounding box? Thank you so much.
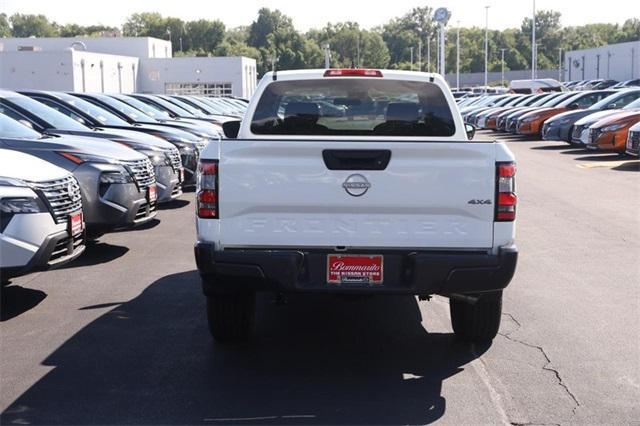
[195,244,518,296]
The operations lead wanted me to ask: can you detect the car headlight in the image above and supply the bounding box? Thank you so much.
[58,152,119,165]
[0,197,46,214]
[141,150,171,166]
[178,145,194,154]
[602,123,626,132]
[99,171,134,184]
[0,176,29,187]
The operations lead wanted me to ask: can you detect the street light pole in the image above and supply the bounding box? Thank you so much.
[427,36,431,72]
[484,5,490,93]
[557,47,563,81]
[418,39,422,71]
[456,21,460,89]
[410,47,414,71]
[439,22,446,76]
[501,48,506,86]
[532,0,536,79]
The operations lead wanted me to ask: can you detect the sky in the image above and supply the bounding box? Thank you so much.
[0,0,637,31]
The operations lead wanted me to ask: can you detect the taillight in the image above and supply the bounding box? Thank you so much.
[197,160,218,219]
[496,162,517,221]
[323,69,383,77]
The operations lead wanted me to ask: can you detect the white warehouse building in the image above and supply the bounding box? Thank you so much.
[564,41,640,82]
[0,36,257,98]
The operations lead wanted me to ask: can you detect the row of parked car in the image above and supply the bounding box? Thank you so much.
[563,78,640,91]
[0,91,248,282]
[459,88,640,156]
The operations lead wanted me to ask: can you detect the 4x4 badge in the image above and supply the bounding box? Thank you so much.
[468,199,492,205]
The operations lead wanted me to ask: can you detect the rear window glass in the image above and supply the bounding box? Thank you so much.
[251,79,456,137]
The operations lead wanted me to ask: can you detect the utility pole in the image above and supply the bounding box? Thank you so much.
[532,0,536,79]
[323,43,330,69]
[501,48,506,86]
[356,34,361,68]
[484,5,490,93]
[456,21,460,89]
[557,47,563,81]
[418,39,422,71]
[410,47,414,71]
[607,51,612,78]
[439,22,445,75]
[427,36,431,72]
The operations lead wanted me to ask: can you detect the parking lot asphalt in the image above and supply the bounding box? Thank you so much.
[1,132,639,425]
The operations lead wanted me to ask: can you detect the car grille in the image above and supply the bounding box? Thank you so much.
[135,199,157,221]
[497,116,507,129]
[627,131,639,153]
[122,158,156,188]
[589,128,603,144]
[572,125,584,140]
[49,232,84,265]
[167,148,182,171]
[30,176,83,224]
[542,122,549,136]
[507,118,517,132]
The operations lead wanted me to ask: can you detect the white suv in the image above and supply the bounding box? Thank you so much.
[1,149,85,282]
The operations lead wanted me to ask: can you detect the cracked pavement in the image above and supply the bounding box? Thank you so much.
[1,135,639,424]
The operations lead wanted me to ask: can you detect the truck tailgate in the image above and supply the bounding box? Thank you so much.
[218,140,496,249]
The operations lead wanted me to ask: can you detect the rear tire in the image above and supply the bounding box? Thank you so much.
[450,291,502,343]
[206,293,255,342]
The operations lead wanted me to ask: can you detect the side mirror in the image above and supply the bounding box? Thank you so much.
[74,116,87,125]
[465,123,476,140]
[606,103,618,110]
[567,103,579,110]
[222,120,241,139]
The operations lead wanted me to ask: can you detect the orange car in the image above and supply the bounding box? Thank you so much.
[516,90,613,137]
[586,110,640,153]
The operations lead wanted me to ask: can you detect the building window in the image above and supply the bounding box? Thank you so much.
[164,82,233,97]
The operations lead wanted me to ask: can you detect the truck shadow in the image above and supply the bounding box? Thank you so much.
[1,271,487,425]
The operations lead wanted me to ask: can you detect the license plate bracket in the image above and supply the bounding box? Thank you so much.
[68,212,84,236]
[147,185,157,204]
[327,254,383,285]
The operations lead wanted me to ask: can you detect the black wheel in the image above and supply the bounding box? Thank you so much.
[206,293,255,342]
[450,291,502,343]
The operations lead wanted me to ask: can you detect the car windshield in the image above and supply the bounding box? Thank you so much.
[112,95,172,120]
[251,78,456,137]
[529,94,557,107]
[195,98,230,114]
[623,98,640,110]
[0,113,43,139]
[159,95,206,117]
[589,90,640,110]
[56,93,130,126]
[545,93,575,107]
[86,94,157,123]
[138,96,196,118]
[5,95,88,131]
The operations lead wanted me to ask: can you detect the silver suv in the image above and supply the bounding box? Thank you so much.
[0,113,157,235]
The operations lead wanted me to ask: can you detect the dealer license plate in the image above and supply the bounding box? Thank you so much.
[327,254,383,285]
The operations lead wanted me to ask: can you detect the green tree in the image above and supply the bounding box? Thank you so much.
[183,19,225,52]
[248,8,294,48]
[122,12,167,38]
[9,14,59,37]
[381,7,436,71]
[0,13,11,37]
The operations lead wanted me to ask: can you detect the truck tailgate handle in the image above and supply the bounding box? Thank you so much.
[322,150,391,170]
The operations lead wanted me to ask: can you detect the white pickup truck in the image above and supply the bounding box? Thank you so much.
[195,69,518,343]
